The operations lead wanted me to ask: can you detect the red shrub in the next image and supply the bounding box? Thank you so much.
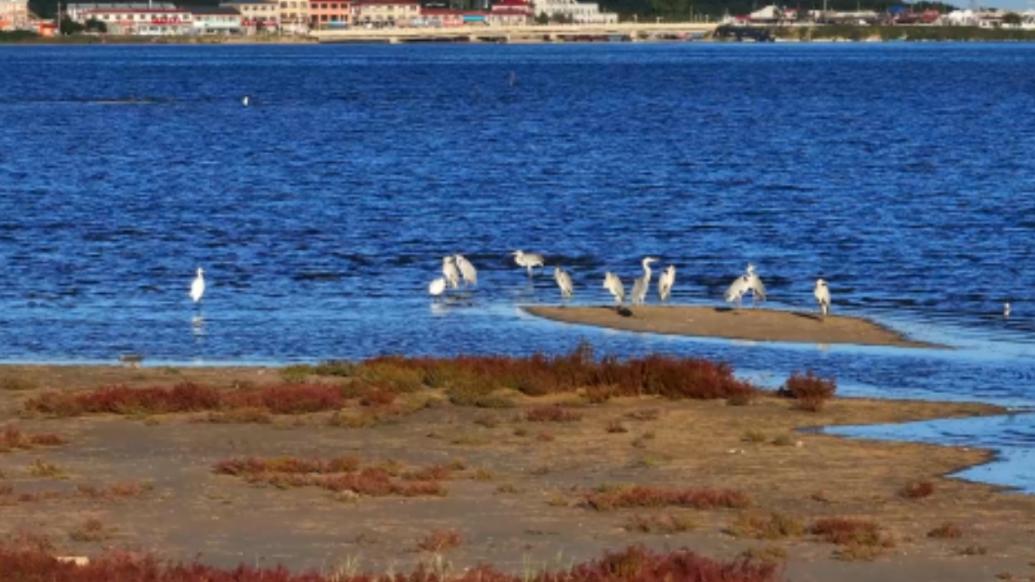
[810,518,883,546]
[585,486,751,511]
[416,529,462,552]
[258,385,343,414]
[781,372,836,411]
[927,522,963,539]
[213,456,447,498]
[899,481,935,499]
[526,405,582,422]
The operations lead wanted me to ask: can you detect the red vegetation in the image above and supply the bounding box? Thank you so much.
[0,426,67,452]
[899,480,935,499]
[585,486,751,511]
[781,371,837,412]
[416,529,462,552]
[213,456,448,498]
[927,522,963,539]
[525,405,582,423]
[76,481,153,499]
[809,518,885,546]
[0,538,780,582]
[361,343,756,402]
[25,383,343,417]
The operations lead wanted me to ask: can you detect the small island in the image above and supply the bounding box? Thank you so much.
[523,305,936,348]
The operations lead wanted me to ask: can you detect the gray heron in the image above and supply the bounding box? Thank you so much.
[603,272,625,306]
[814,278,831,317]
[454,254,477,286]
[553,267,574,300]
[630,257,658,305]
[658,265,676,302]
[442,256,461,289]
[512,250,545,277]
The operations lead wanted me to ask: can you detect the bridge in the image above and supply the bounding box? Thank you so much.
[311,22,719,43]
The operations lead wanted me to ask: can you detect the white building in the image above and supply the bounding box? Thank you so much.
[0,0,30,31]
[189,6,242,34]
[66,1,196,34]
[220,0,279,33]
[533,0,616,24]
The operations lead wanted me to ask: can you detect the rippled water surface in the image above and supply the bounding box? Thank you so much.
[0,43,1033,489]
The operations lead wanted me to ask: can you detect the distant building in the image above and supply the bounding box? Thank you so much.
[0,0,30,31]
[189,6,242,34]
[532,0,616,24]
[351,0,419,27]
[418,7,463,27]
[277,0,309,33]
[309,0,349,29]
[220,0,279,32]
[488,0,530,25]
[66,2,194,34]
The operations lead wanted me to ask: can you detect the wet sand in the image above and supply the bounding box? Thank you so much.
[524,305,937,348]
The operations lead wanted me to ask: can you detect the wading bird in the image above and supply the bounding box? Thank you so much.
[554,267,574,300]
[630,257,658,305]
[428,277,446,297]
[442,256,461,289]
[658,265,676,302]
[455,254,477,286]
[603,272,625,306]
[512,250,545,277]
[242,96,250,107]
[814,278,831,317]
[190,267,206,304]
[1004,302,1012,319]
[725,263,766,307]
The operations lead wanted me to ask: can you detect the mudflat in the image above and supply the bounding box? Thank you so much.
[523,305,935,348]
[0,364,1031,580]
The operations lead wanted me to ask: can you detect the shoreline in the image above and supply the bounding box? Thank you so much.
[0,363,1032,579]
[523,304,938,349]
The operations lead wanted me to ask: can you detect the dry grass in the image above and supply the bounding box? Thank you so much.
[810,518,891,548]
[727,512,805,540]
[526,405,581,423]
[0,539,781,582]
[585,485,751,511]
[27,459,65,479]
[927,522,963,539]
[68,518,113,543]
[213,456,450,498]
[0,426,67,452]
[624,513,696,533]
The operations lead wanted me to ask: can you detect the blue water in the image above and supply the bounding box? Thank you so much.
[1,43,1033,490]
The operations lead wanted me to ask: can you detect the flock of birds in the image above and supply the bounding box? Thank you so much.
[186,253,1013,321]
[425,251,836,317]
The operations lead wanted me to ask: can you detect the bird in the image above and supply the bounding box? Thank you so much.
[630,257,659,305]
[442,256,461,289]
[428,277,446,297]
[814,278,831,317]
[190,267,206,304]
[242,96,250,107]
[512,250,545,277]
[1004,302,1011,319]
[658,265,675,302]
[454,254,477,286]
[725,263,765,308]
[603,272,625,306]
[553,267,573,300]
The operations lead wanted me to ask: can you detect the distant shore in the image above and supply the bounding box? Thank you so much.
[5,24,1035,45]
[524,304,937,348]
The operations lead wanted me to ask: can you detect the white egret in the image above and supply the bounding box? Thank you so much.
[745,264,766,305]
[630,257,658,305]
[1004,302,1011,319]
[603,272,625,306]
[725,263,765,308]
[428,277,446,297]
[454,254,477,286]
[190,267,206,304]
[511,250,545,277]
[658,265,675,302]
[442,256,461,289]
[242,96,250,107]
[553,267,574,300]
[814,278,831,317]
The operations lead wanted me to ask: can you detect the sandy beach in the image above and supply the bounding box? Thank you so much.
[0,362,1031,580]
[524,305,935,348]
